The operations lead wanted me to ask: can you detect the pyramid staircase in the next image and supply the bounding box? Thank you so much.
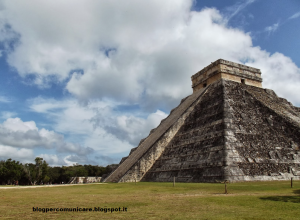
[104,85,210,182]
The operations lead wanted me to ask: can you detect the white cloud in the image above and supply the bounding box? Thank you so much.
[28,97,72,114]
[29,97,108,135]
[29,97,168,154]
[92,109,168,146]
[0,117,94,165]
[289,11,300,20]
[37,154,61,166]
[264,22,279,35]
[63,155,92,166]
[0,117,62,148]
[0,0,300,165]
[3,117,38,132]
[0,95,11,103]
[27,95,169,166]
[0,145,34,162]
[244,50,300,104]
[223,0,257,22]
[0,111,17,119]
[37,153,99,166]
[0,0,298,107]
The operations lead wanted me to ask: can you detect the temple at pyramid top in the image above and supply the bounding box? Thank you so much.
[191,59,262,92]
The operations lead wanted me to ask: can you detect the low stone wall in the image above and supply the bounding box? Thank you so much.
[72,177,101,184]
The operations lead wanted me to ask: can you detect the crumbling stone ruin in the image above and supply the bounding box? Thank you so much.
[69,176,101,184]
[104,59,300,183]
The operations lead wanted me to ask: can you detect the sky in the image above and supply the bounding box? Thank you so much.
[0,0,299,166]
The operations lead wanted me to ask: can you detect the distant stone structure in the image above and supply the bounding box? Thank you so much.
[69,176,101,184]
[104,59,300,183]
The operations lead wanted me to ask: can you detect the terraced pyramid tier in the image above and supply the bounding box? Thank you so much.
[104,79,300,183]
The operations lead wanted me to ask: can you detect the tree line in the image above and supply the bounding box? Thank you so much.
[0,157,117,185]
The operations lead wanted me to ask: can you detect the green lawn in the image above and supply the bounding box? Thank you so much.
[0,181,299,219]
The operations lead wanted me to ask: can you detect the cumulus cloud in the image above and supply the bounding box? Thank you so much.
[28,97,110,135]
[94,155,116,165]
[0,0,298,108]
[29,96,167,152]
[0,0,300,165]
[0,20,20,55]
[0,118,61,148]
[244,51,300,104]
[63,155,95,166]
[0,145,34,162]
[57,142,94,156]
[37,154,61,166]
[92,109,168,146]
[0,117,94,165]
[37,154,96,167]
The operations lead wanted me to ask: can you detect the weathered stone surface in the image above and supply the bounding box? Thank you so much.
[191,59,262,92]
[103,60,300,183]
[225,81,300,182]
[142,81,226,182]
[69,176,101,184]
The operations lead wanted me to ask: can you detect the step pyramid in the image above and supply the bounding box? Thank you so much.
[104,59,300,183]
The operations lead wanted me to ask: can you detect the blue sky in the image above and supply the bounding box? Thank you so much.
[0,0,299,166]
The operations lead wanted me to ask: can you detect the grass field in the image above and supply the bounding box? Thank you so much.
[0,181,299,219]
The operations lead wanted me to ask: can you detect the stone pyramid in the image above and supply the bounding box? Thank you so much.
[104,59,300,183]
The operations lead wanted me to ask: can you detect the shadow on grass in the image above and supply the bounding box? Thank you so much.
[260,189,300,203]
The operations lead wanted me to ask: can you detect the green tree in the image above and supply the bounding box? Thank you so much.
[0,160,5,184]
[41,160,49,184]
[48,166,62,183]
[0,159,23,185]
[23,157,49,185]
